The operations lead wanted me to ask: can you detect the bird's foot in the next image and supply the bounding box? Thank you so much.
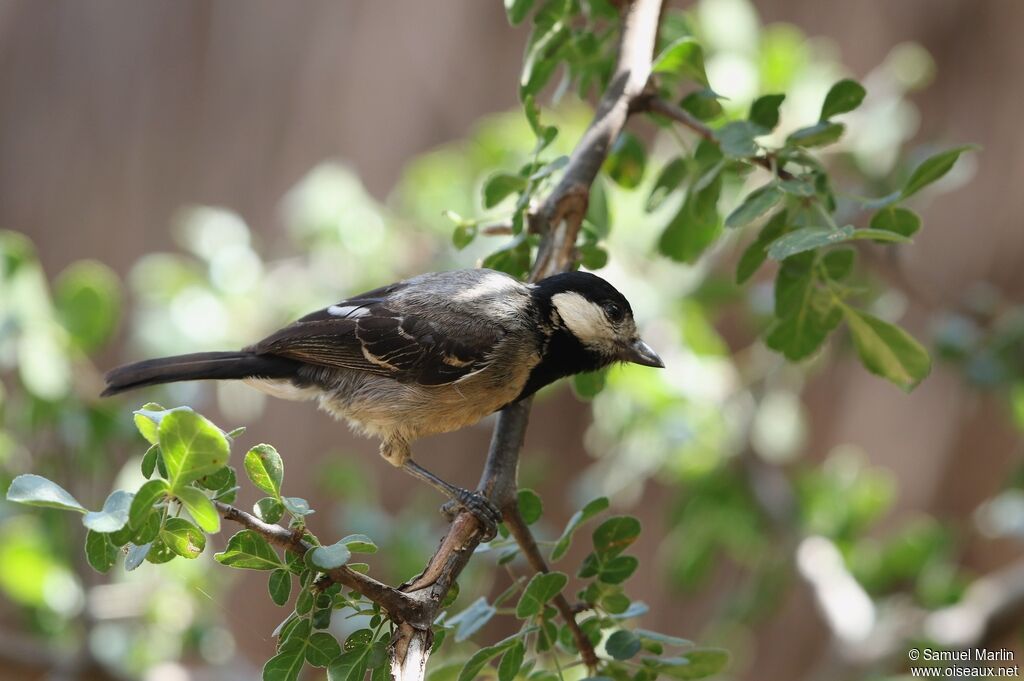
[440,489,502,541]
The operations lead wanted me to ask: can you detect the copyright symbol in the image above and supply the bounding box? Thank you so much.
[909,649,920,661]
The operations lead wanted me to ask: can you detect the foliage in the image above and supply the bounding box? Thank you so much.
[0,1,999,680]
[9,405,727,681]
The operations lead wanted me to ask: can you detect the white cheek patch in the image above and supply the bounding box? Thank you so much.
[454,271,520,301]
[551,291,613,342]
[328,304,371,318]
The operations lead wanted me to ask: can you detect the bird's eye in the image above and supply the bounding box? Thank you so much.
[603,302,624,322]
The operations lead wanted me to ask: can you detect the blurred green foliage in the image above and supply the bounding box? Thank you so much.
[0,0,1012,680]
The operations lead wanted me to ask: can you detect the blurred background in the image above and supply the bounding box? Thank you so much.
[0,1,1022,680]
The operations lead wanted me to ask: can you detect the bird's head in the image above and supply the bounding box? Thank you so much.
[531,271,664,370]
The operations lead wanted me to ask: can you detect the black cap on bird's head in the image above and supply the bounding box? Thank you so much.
[530,271,664,369]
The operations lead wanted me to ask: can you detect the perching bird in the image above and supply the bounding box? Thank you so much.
[103,269,663,536]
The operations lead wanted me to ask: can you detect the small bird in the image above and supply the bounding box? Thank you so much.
[103,269,663,536]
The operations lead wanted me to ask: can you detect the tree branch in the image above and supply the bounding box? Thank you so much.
[217,3,666,679]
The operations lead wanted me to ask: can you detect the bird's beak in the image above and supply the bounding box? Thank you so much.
[621,338,664,368]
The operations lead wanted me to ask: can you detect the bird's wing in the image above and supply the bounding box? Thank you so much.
[249,287,504,386]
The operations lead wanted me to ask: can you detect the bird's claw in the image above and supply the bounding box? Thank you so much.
[440,489,502,541]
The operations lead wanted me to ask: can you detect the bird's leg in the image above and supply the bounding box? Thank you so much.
[401,460,501,541]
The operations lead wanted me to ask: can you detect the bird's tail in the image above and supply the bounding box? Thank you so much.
[102,351,301,397]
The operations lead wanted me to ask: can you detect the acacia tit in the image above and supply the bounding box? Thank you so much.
[103,269,664,536]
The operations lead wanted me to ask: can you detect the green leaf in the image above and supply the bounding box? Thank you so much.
[307,632,342,668]
[871,206,921,237]
[141,445,159,479]
[823,248,855,280]
[283,496,314,517]
[715,121,761,159]
[518,489,543,525]
[308,541,352,570]
[515,571,568,618]
[572,368,607,399]
[749,94,786,131]
[256,497,286,524]
[483,173,528,209]
[766,254,842,360]
[269,568,292,606]
[652,37,708,85]
[658,174,722,264]
[519,22,569,99]
[176,486,220,533]
[786,121,844,148]
[603,132,646,189]
[843,307,931,390]
[263,648,305,681]
[448,596,497,642]
[85,530,119,573]
[901,145,976,198]
[452,223,478,250]
[605,630,641,660]
[215,529,283,570]
[767,226,855,260]
[820,79,866,120]
[599,555,639,584]
[658,649,731,679]
[593,516,641,559]
[83,490,133,533]
[132,404,187,446]
[768,225,909,260]
[635,629,693,648]
[456,633,525,681]
[6,474,87,513]
[725,184,782,228]
[736,210,788,284]
[245,444,284,499]
[551,497,609,561]
[130,479,170,529]
[645,157,688,213]
[131,508,162,545]
[159,410,230,490]
[498,640,526,681]
[586,176,610,237]
[680,89,723,121]
[505,0,534,25]
[53,260,121,351]
[340,534,378,554]
[160,517,206,559]
[328,629,377,681]
[848,228,912,244]
[578,243,608,270]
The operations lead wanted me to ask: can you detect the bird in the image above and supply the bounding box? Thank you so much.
[103,268,664,537]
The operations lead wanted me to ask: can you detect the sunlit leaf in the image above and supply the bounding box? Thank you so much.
[245,443,284,499]
[843,307,931,390]
[215,529,283,570]
[6,474,87,513]
[83,490,133,533]
[176,486,220,533]
[159,410,230,490]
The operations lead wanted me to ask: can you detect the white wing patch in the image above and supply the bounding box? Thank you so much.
[328,304,371,318]
[453,271,520,301]
[551,291,613,342]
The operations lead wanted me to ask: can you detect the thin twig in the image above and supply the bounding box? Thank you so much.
[638,96,797,181]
